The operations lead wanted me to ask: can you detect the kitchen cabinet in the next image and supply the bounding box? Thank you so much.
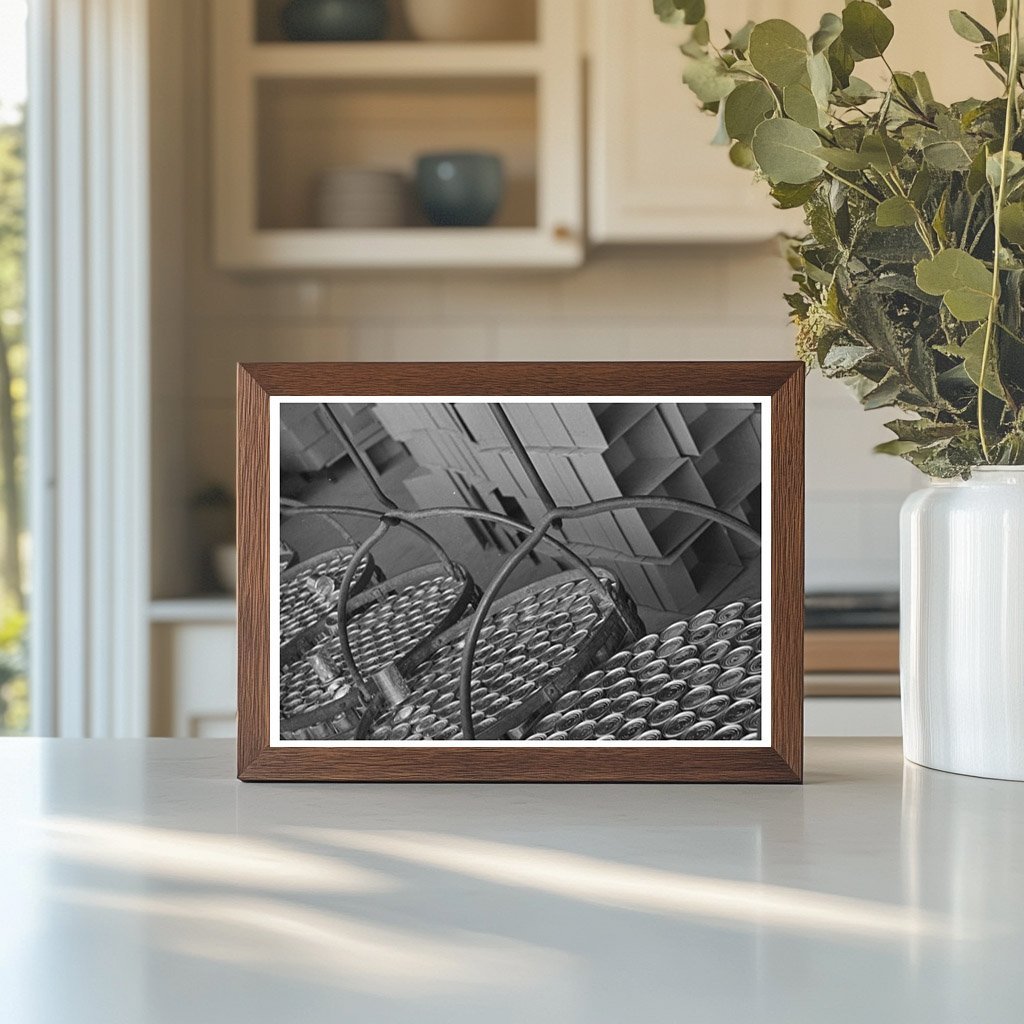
[211,0,583,269]
[587,0,812,243]
[586,0,998,244]
[150,601,237,738]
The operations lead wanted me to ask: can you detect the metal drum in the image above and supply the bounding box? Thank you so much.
[368,568,642,740]
[280,561,478,740]
[524,596,762,741]
[279,546,380,647]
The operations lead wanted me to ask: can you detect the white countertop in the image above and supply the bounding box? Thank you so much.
[1,738,1020,1023]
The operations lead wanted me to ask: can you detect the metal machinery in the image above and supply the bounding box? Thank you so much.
[278,404,763,742]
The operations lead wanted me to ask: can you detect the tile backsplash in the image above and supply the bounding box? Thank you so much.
[182,246,917,593]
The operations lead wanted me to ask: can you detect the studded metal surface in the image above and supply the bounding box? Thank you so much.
[280,566,476,734]
[279,546,377,646]
[365,569,639,741]
[523,598,762,741]
[280,544,296,572]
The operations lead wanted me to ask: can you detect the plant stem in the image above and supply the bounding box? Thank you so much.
[750,69,784,117]
[822,167,881,205]
[979,0,1021,462]
[884,171,939,254]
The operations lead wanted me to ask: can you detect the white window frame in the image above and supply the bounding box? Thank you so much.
[28,0,150,736]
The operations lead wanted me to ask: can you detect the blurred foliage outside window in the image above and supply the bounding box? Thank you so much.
[0,2,28,734]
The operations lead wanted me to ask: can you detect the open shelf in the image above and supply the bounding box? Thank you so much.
[254,0,539,45]
[257,76,538,231]
[223,228,578,269]
[249,42,544,77]
[212,0,582,269]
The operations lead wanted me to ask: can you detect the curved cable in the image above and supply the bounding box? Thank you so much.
[456,521,555,740]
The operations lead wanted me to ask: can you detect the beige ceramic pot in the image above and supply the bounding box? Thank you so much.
[403,0,535,41]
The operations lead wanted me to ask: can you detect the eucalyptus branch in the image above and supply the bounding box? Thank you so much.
[969,212,994,253]
[962,191,980,249]
[750,68,784,117]
[885,170,939,254]
[822,167,881,205]
[979,0,1021,462]
[666,1,1024,474]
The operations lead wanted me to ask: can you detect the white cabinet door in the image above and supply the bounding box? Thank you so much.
[587,0,996,244]
[587,0,809,243]
[152,619,237,738]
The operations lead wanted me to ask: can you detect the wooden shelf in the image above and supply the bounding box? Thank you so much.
[805,629,900,675]
[249,42,544,79]
[150,597,237,624]
[217,226,580,270]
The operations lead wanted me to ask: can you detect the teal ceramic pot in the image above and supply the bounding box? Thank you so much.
[281,0,388,41]
[415,152,505,227]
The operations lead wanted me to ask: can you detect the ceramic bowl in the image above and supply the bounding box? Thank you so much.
[315,168,407,228]
[281,0,388,42]
[415,152,504,227]
[403,0,534,42]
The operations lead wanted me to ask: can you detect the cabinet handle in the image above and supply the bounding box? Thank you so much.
[553,224,574,241]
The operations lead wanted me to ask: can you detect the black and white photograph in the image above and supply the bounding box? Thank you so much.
[272,398,768,745]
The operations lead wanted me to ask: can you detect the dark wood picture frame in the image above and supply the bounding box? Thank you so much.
[237,362,804,782]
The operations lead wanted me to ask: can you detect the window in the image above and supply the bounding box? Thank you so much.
[0,0,27,734]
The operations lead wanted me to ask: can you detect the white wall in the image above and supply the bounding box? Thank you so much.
[164,0,920,599]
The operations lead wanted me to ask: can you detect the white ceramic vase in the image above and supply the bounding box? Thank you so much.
[900,467,1024,781]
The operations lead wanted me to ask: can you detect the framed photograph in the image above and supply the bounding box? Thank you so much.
[237,362,804,782]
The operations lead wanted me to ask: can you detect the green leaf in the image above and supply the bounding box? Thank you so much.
[748,20,809,86]
[784,80,824,129]
[967,144,991,193]
[876,197,918,228]
[729,140,757,169]
[939,326,1005,397]
[913,71,935,104]
[860,133,904,173]
[1000,203,1024,245]
[842,1,895,59]
[891,72,924,112]
[837,76,879,104]
[724,20,755,53]
[915,249,994,321]
[862,374,903,409]
[922,140,973,171]
[875,439,922,455]
[771,180,820,209]
[653,0,705,26]
[993,0,1008,24]
[682,57,736,104]
[683,2,706,28]
[814,146,872,170]
[723,81,775,144]
[986,150,1024,191]
[752,118,828,184]
[680,36,708,59]
[948,10,994,44]
[808,51,833,109]
[909,164,933,205]
[810,12,843,54]
[932,190,950,246]
[827,35,856,88]
[885,418,963,443]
